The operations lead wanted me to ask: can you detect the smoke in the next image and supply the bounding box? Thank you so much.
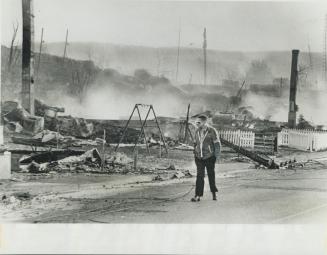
[297,90,327,126]
[241,93,288,121]
[45,82,187,120]
[241,89,327,125]
[39,61,327,126]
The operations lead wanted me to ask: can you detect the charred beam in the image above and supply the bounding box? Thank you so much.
[220,138,279,169]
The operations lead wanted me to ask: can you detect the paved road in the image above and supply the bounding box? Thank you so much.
[42,165,327,224]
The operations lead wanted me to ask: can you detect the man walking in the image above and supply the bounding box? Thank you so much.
[191,115,221,202]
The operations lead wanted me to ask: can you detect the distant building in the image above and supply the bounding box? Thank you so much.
[272,77,289,87]
[222,79,239,88]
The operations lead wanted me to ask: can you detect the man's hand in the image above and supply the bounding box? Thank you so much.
[214,142,221,159]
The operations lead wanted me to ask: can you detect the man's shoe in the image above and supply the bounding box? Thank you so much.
[191,197,200,202]
[212,192,217,200]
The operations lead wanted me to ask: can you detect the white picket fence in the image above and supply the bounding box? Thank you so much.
[220,130,255,148]
[278,129,327,151]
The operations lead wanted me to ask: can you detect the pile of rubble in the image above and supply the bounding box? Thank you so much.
[3,100,150,148]
[3,99,195,179]
[106,152,134,166]
[152,169,193,181]
[11,129,75,148]
[2,100,95,147]
[89,120,140,143]
[2,101,44,135]
[17,147,193,181]
[17,149,136,174]
[20,148,104,173]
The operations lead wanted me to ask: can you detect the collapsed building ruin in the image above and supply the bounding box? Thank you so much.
[1,0,326,180]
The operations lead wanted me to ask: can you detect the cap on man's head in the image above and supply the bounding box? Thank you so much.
[197,114,208,121]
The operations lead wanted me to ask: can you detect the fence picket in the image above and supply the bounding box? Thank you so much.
[219,130,255,148]
[277,128,327,152]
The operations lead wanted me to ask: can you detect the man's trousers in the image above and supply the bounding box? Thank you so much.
[195,156,218,197]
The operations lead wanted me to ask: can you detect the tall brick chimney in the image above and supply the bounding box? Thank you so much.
[288,49,299,128]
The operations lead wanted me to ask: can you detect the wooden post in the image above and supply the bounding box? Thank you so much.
[115,105,137,152]
[56,125,59,149]
[159,136,162,158]
[101,129,106,171]
[178,122,183,141]
[136,105,150,155]
[183,103,190,143]
[134,147,138,171]
[133,106,152,153]
[21,0,35,115]
[237,130,241,158]
[151,105,168,154]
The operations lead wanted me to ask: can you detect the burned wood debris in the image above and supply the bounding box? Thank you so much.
[16,148,193,178]
[1,98,199,178]
[1,41,320,182]
[2,99,142,146]
[220,138,280,169]
[2,95,309,179]
[2,101,44,135]
[2,99,281,177]
[18,149,133,174]
[1,100,187,176]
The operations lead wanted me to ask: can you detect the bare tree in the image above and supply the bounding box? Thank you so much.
[36,27,45,80]
[11,42,20,72]
[8,22,19,72]
[70,62,95,103]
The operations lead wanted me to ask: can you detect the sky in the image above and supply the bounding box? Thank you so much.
[1,0,327,52]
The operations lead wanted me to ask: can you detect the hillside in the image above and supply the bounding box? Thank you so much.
[3,43,325,123]
[1,45,230,119]
[40,42,323,85]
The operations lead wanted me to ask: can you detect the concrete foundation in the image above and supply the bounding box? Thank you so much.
[0,151,11,179]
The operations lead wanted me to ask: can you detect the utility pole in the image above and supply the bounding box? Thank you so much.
[279,76,283,97]
[203,27,207,86]
[308,44,313,72]
[63,29,69,60]
[175,18,181,82]
[36,27,44,80]
[288,50,300,128]
[324,14,327,85]
[22,0,35,115]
